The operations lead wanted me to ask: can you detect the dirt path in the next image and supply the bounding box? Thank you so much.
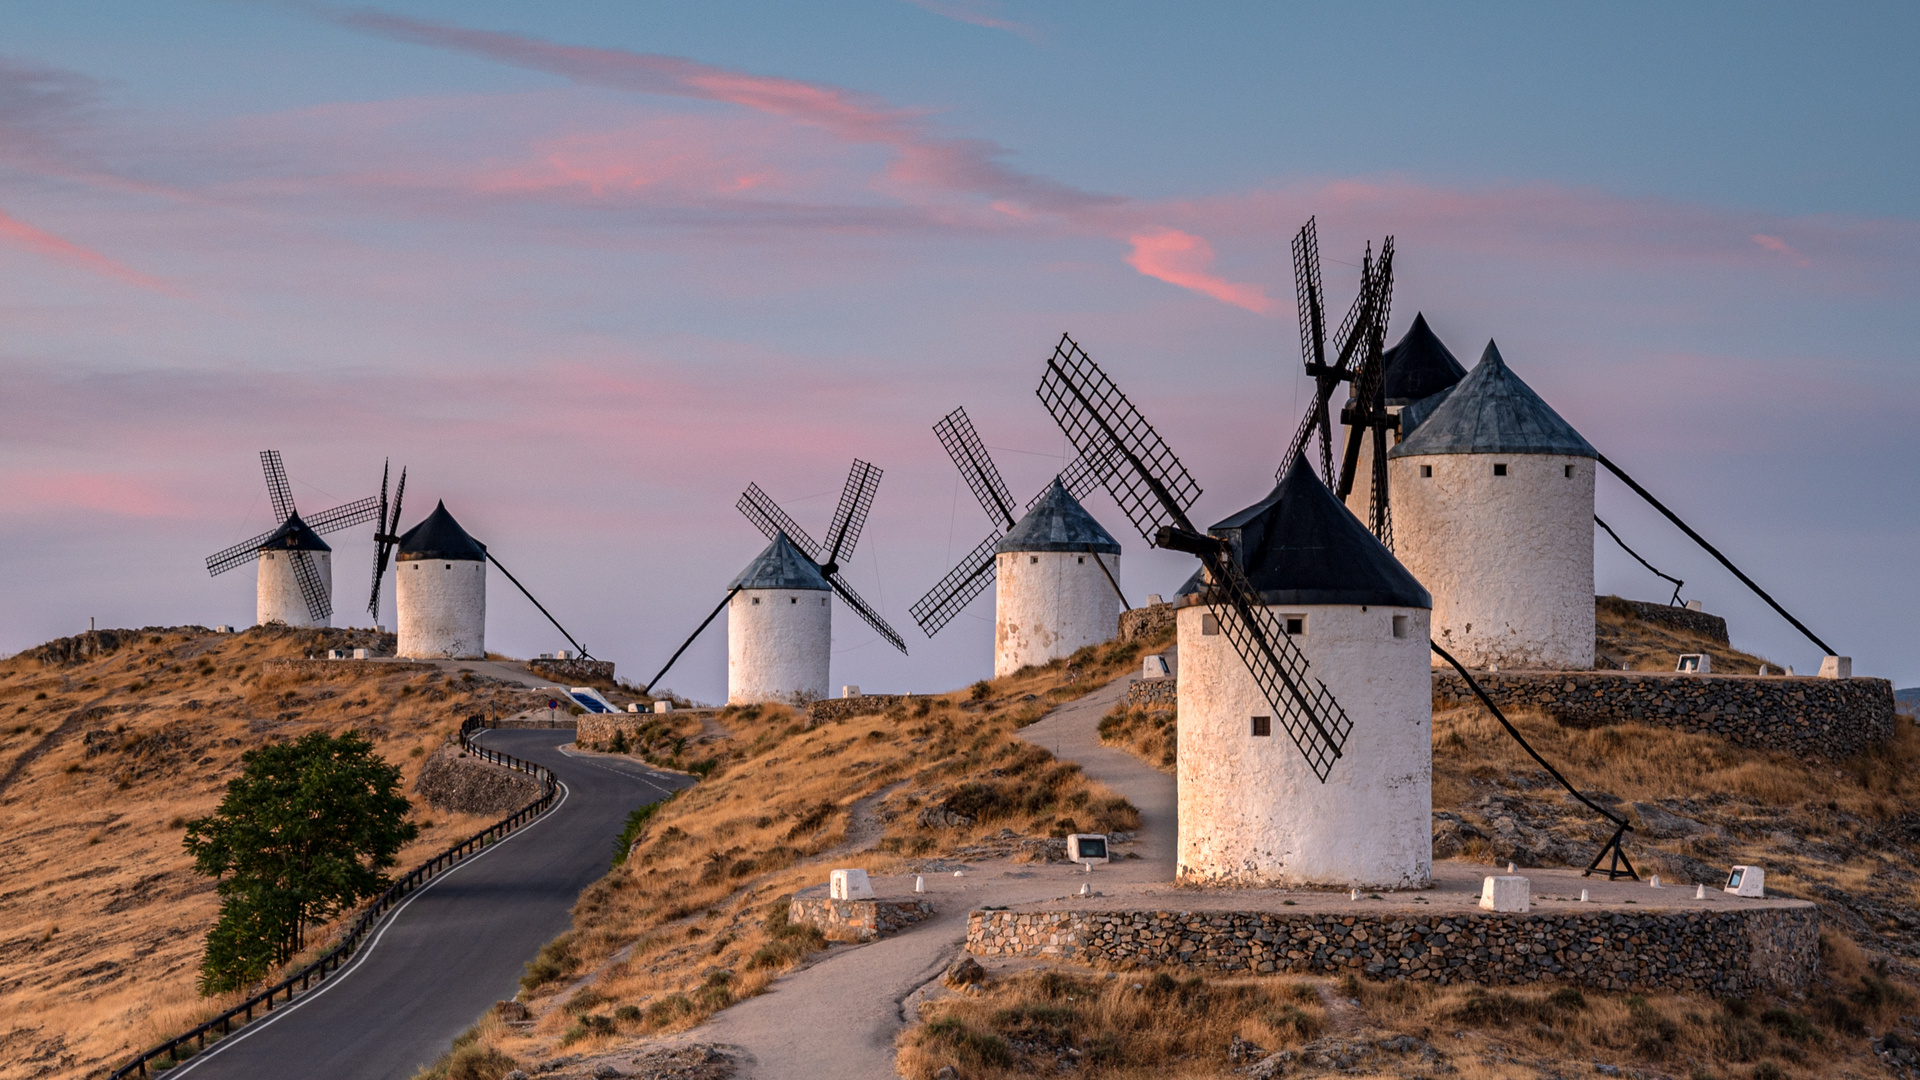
[664,661,1178,1079]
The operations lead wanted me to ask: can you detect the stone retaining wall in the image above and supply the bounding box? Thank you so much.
[1597,596,1729,644]
[808,695,925,723]
[967,905,1819,996]
[1120,603,1175,643]
[1433,671,1895,759]
[263,659,437,676]
[791,896,936,943]
[527,658,616,684]
[1126,678,1177,709]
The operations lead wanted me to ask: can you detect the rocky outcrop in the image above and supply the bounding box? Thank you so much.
[1119,602,1175,643]
[528,658,616,684]
[1432,670,1896,759]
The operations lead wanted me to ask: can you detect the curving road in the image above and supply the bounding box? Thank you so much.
[172,730,689,1080]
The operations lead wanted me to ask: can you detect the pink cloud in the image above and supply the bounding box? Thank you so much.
[1751,232,1810,266]
[0,470,193,519]
[897,0,1041,43]
[1124,227,1273,314]
[0,207,181,295]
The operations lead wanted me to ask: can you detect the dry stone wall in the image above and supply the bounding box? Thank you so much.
[808,695,922,723]
[790,896,935,942]
[527,658,616,684]
[1598,596,1728,644]
[1119,602,1175,643]
[967,904,1819,996]
[1126,678,1176,709]
[1433,671,1895,759]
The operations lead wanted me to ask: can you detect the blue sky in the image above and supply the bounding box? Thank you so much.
[0,1,1915,697]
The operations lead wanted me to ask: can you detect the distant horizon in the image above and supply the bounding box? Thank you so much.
[1,3,1915,697]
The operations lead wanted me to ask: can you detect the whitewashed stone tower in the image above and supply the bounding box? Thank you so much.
[727,533,832,706]
[1343,313,1469,522]
[993,479,1123,678]
[396,501,488,660]
[256,515,332,628]
[1177,456,1433,889]
[1388,341,1596,670]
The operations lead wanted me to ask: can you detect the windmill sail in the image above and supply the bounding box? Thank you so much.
[737,461,908,655]
[1036,333,1354,781]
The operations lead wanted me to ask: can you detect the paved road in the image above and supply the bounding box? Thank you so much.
[174,731,689,1080]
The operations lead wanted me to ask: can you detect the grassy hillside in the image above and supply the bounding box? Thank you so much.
[424,633,1162,1076]
[0,626,541,1080]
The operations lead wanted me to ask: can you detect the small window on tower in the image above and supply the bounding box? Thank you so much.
[445,564,451,570]
[1030,555,1038,564]
[1565,464,1574,478]
[1420,465,1432,478]
[1077,556,1085,564]
[790,597,797,604]
[1201,614,1220,636]
[1392,614,1409,639]
[752,597,761,605]
[821,597,828,605]
[1283,615,1305,636]
[1493,463,1508,476]
[1251,716,1271,737]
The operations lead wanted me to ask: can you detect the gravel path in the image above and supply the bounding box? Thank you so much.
[670,659,1177,1079]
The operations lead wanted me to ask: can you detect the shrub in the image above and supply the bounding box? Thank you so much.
[924,1017,1014,1068]
[970,680,991,701]
[612,792,675,866]
[520,935,578,992]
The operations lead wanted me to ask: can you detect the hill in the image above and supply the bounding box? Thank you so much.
[0,626,548,1080]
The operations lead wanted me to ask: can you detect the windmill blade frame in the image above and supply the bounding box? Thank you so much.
[288,548,332,623]
[737,483,823,560]
[206,528,280,577]
[827,571,908,654]
[1036,334,1353,781]
[935,408,1016,528]
[908,533,1001,637]
[369,464,405,619]
[822,459,881,574]
[303,496,382,536]
[261,450,297,522]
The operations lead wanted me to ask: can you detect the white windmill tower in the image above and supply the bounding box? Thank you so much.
[1175,455,1433,888]
[640,460,908,706]
[1035,333,1433,889]
[1387,340,1597,670]
[909,407,1123,676]
[204,451,381,629]
[390,501,489,660]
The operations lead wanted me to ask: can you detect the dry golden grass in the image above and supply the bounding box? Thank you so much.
[0,625,546,1080]
[455,634,1163,1069]
[1097,703,1175,773]
[1596,595,1779,673]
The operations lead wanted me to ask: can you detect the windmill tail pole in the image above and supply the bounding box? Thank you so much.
[1091,553,1130,611]
[484,551,591,660]
[1429,640,1628,833]
[645,589,738,694]
[1595,452,1835,657]
[1594,515,1685,607]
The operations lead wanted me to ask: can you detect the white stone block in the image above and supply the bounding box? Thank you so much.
[627,703,640,713]
[652,701,673,714]
[1677,654,1710,674]
[1725,865,1765,897]
[842,685,861,698]
[215,625,233,634]
[830,868,874,901]
[1685,600,1703,612]
[1146,593,1163,606]
[1142,655,1171,680]
[1478,875,1530,913]
[1819,656,1851,679]
[327,648,348,660]
[1067,834,1109,865]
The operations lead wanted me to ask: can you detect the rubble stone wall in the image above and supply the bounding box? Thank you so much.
[1119,602,1176,643]
[1126,678,1177,709]
[790,896,935,942]
[527,658,616,684]
[967,904,1819,996]
[1432,671,1895,759]
[808,695,922,723]
[1597,596,1729,644]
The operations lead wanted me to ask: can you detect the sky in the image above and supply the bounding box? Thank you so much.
[0,1,1915,701]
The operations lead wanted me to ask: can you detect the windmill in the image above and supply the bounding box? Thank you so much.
[1277,218,1398,546]
[1035,334,1355,781]
[641,459,906,700]
[908,407,1119,640]
[204,451,381,627]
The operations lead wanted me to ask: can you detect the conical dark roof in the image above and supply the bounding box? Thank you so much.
[397,501,487,562]
[1389,341,1595,459]
[1192,455,1430,608]
[996,478,1120,555]
[259,513,330,553]
[730,533,831,591]
[1382,313,1468,406]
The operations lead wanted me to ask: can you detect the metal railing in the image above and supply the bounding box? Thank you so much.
[110,715,556,1078]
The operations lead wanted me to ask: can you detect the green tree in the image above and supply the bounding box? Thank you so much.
[185,730,418,994]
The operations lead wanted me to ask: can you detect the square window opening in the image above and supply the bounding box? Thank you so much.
[1251,716,1271,737]
[1392,614,1409,639]
[1420,465,1432,478]
[1077,556,1085,564]
[1201,614,1220,636]
[751,597,760,605]
[1493,463,1508,476]
[1283,615,1305,636]
[790,597,797,604]
[1030,555,1039,564]
[1565,464,1575,478]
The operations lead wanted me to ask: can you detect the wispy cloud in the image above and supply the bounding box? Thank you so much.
[1751,232,1810,266]
[897,0,1041,43]
[0,207,181,294]
[1124,227,1272,313]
